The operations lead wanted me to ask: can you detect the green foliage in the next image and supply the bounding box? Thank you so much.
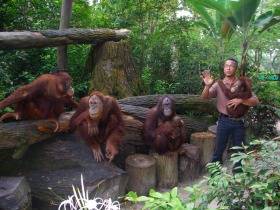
[124,139,280,209]
[125,187,188,210]
[72,81,91,100]
[0,0,92,99]
[0,0,279,101]
[203,139,280,209]
[141,67,152,93]
[0,0,61,31]
[248,78,280,138]
[238,61,280,138]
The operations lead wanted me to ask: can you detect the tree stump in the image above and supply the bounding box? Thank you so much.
[208,125,229,162]
[190,132,216,174]
[0,177,32,210]
[178,143,201,182]
[125,154,156,196]
[150,150,178,189]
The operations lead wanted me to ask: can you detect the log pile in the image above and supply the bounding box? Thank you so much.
[0,94,217,150]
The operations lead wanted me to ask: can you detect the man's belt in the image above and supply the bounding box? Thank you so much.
[220,113,245,121]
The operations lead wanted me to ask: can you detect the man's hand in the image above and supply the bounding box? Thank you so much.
[200,70,214,86]
[227,98,243,109]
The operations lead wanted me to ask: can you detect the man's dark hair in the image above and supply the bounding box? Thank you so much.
[226,58,238,67]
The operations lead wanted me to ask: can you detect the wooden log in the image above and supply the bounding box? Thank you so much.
[125,154,156,195]
[207,125,229,163]
[0,95,215,150]
[0,112,141,149]
[118,104,149,121]
[57,0,74,69]
[0,29,131,50]
[0,177,32,210]
[0,94,216,159]
[118,94,217,115]
[119,104,211,133]
[178,143,201,182]
[150,150,178,189]
[190,132,216,174]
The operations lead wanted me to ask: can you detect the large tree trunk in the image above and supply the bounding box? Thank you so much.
[87,41,146,99]
[0,29,131,50]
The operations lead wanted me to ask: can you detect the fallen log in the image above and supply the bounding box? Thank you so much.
[118,94,217,115]
[0,95,217,152]
[0,111,211,150]
[0,28,131,50]
[0,112,143,149]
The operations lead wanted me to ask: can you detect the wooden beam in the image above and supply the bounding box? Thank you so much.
[0,28,131,50]
[57,0,74,69]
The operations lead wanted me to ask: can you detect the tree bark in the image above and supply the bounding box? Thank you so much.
[150,150,178,189]
[57,0,74,69]
[178,143,201,182]
[125,154,156,196]
[87,41,146,99]
[0,29,131,50]
[118,94,217,115]
[190,132,216,174]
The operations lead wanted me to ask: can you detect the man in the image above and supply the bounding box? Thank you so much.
[200,58,259,172]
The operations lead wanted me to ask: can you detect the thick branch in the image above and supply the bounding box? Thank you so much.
[0,29,131,50]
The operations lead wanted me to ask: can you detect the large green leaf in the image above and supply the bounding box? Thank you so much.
[230,0,261,26]
[254,11,273,28]
[256,6,280,34]
[189,0,238,40]
[189,3,215,33]
[189,0,227,16]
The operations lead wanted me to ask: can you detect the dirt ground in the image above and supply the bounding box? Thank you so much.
[121,159,234,210]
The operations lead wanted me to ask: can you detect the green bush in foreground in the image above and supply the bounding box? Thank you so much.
[124,138,280,210]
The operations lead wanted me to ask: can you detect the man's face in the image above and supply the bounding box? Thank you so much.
[224,60,237,77]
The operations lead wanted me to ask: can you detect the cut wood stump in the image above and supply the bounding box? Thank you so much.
[178,143,201,182]
[190,132,216,174]
[125,154,156,195]
[150,150,178,189]
[208,125,229,163]
[0,177,32,210]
